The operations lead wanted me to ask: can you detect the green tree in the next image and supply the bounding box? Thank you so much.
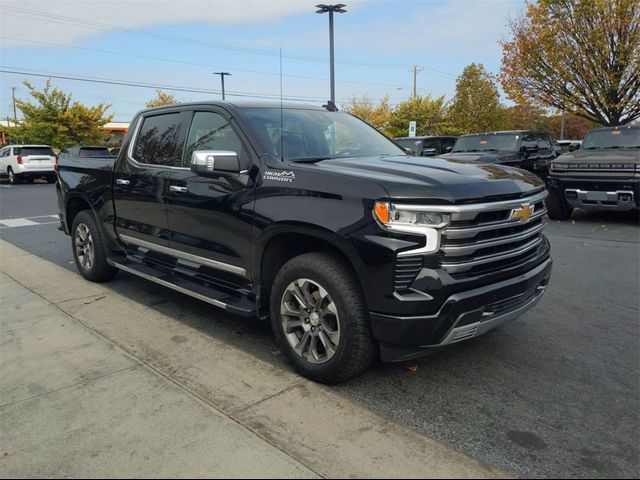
[504,102,548,131]
[449,63,507,134]
[146,90,179,107]
[342,95,392,133]
[543,112,598,139]
[500,0,640,125]
[14,80,113,149]
[387,95,452,137]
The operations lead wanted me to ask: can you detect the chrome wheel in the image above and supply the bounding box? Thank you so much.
[75,223,95,271]
[280,278,341,364]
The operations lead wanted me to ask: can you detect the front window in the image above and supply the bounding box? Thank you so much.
[582,128,640,149]
[452,134,519,153]
[241,108,404,162]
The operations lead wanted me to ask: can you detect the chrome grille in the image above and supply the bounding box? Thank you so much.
[439,195,547,278]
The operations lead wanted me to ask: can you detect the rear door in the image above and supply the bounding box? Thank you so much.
[165,108,255,283]
[112,110,189,248]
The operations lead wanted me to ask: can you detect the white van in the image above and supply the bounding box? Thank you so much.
[0,145,57,184]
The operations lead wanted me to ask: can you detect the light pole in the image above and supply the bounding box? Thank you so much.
[316,4,346,108]
[213,72,232,100]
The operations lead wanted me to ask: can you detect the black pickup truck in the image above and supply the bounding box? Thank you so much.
[546,125,640,219]
[441,130,558,179]
[56,101,552,383]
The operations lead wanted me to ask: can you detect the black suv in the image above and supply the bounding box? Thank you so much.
[441,130,558,178]
[394,136,458,156]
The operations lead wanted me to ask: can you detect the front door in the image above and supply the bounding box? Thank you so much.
[165,109,255,284]
[113,110,189,247]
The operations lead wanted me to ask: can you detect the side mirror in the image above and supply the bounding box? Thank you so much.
[569,143,580,152]
[191,150,241,176]
[444,146,453,153]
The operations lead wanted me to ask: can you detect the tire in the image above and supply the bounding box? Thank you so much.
[7,168,17,185]
[546,189,574,220]
[270,252,376,384]
[71,210,118,282]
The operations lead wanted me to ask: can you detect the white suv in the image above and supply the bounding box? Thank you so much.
[0,145,57,184]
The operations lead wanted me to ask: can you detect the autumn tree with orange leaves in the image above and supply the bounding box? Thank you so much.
[500,0,640,126]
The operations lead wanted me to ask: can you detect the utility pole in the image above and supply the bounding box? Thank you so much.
[412,66,424,98]
[212,72,232,100]
[11,86,18,125]
[560,109,566,140]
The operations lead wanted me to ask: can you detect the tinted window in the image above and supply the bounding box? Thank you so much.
[423,139,440,154]
[441,138,456,151]
[184,112,243,166]
[395,138,423,155]
[453,134,519,153]
[535,133,552,150]
[582,128,640,149]
[16,146,55,156]
[78,147,111,157]
[133,113,185,166]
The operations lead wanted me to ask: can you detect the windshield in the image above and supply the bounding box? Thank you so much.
[582,128,640,149]
[241,108,404,161]
[16,146,54,156]
[394,138,423,155]
[452,134,519,153]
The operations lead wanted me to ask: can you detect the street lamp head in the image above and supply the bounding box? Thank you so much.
[315,4,347,13]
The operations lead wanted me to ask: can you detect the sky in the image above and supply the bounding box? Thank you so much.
[0,0,526,123]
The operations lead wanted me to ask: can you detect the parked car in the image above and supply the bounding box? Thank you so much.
[60,146,114,158]
[546,125,639,219]
[0,144,57,184]
[394,136,458,156]
[57,101,552,383]
[441,130,559,179]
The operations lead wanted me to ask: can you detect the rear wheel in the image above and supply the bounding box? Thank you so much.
[7,168,17,185]
[71,210,118,282]
[270,252,376,384]
[546,189,574,220]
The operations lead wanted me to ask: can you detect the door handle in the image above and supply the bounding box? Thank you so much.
[115,178,130,186]
[170,185,188,193]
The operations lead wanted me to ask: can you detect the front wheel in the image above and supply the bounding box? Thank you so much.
[546,189,574,220]
[71,210,118,282]
[270,252,377,384]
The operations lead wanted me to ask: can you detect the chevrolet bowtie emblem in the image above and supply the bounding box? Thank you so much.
[511,203,535,222]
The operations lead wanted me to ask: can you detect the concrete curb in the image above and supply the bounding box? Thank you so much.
[0,239,509,478]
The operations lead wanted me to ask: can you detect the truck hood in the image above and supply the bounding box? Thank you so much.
[554,148,639,165]
[307,155,544,203]
[439,151,519,164]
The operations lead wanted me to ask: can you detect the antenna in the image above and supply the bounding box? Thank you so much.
[280,47,284,162]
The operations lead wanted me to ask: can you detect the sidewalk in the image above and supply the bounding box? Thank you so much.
[0,239,507,478]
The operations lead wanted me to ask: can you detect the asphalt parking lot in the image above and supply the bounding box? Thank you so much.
[1,181,639,479]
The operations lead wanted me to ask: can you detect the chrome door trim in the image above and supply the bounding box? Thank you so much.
[119,234,247,277]
[109,260,228,310]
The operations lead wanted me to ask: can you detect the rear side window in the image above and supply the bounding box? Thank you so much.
[16,147,55,156]
[133,113,185,167]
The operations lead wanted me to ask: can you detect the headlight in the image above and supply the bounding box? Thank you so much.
[374,202,450,228]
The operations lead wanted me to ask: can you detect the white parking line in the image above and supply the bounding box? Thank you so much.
[0,215,60,228]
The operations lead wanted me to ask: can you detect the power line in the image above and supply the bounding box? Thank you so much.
[1,66,414,105]
[0,37,408,90]
[1,6,458,78]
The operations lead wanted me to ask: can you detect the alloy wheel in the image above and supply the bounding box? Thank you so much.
[75,223,95,271]
[280,278,341,364]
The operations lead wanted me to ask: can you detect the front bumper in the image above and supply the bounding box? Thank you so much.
[371,257,552,362]
[547,175,639,211]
